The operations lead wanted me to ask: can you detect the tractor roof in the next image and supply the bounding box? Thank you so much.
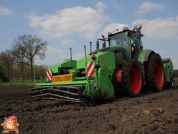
[108,27,135,37]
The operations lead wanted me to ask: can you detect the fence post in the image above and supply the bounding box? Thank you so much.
[13,75,15,84]
[33,60,36,85]
[40,76,42,83]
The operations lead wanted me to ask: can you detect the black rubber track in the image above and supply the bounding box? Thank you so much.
[147,53,165,92]
[122,58,142,97]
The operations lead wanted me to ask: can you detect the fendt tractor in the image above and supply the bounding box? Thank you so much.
[31,25,178,102]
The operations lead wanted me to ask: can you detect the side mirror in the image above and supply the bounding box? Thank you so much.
[136,28,141,39]
[102,41,106,48]
[96,40,99,49]
[102,35,106,48]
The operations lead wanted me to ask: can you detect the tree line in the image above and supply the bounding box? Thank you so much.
[0,35,48,82]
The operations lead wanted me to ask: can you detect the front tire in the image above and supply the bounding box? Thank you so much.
[147,53,164,92]
[112,61,123,97]
[122,59,142,97]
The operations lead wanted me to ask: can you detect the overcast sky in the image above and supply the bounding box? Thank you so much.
[0,0,178,68]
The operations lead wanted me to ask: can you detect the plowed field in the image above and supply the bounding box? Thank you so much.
[0,86,178,134]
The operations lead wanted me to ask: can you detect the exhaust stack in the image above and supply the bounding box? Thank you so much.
[70,48,72,60]
[96,40,99,49]
[90,42,92,53]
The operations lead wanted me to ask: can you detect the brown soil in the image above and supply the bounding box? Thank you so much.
[0,86,178,134]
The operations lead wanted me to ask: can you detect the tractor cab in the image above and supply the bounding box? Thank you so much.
[95,26,143,60]
[109,26,143,58]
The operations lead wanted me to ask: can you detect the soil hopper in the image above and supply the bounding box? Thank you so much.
[31,25,178,102]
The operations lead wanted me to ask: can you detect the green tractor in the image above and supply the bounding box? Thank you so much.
[31,25,177,102]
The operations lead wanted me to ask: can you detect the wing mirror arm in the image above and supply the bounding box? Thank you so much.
[102,35,106,48]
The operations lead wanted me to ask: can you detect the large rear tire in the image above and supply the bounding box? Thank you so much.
[122,59,142,97]
[147,53,164,92]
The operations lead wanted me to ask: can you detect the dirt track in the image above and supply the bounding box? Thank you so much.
[0,86,178,134]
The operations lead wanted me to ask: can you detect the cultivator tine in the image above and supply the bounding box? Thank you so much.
[43,97,82,102]
[32,93,81,102]
[31,88,78,96]
[30,85,84,102]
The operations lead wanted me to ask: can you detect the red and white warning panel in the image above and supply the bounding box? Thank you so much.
[87,62,95,77]
[46,69,52,81]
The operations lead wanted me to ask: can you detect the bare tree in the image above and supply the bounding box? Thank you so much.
[11,43,29,81]
[12,35,47,81]
[0,50,14,79]
[0,65,4,83]
[35,65,47,79]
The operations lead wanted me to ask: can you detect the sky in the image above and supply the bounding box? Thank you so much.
[0,0,178,68]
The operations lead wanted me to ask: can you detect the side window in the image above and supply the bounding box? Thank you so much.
[130,38,134,44]
[110,40,117,47]
[137,39,142,49]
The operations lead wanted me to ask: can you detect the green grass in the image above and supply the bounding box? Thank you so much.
[0,80,39,87]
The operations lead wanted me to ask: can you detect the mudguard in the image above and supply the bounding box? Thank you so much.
[162,58,173,83]
[137,49,155,63]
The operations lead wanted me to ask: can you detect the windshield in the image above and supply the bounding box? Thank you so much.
[110,32,130,58]
[110,32,128,47]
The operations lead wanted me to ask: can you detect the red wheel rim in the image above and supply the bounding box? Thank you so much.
[155,60,164,87]
[113,67,122,90]
[129,64,142,94]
